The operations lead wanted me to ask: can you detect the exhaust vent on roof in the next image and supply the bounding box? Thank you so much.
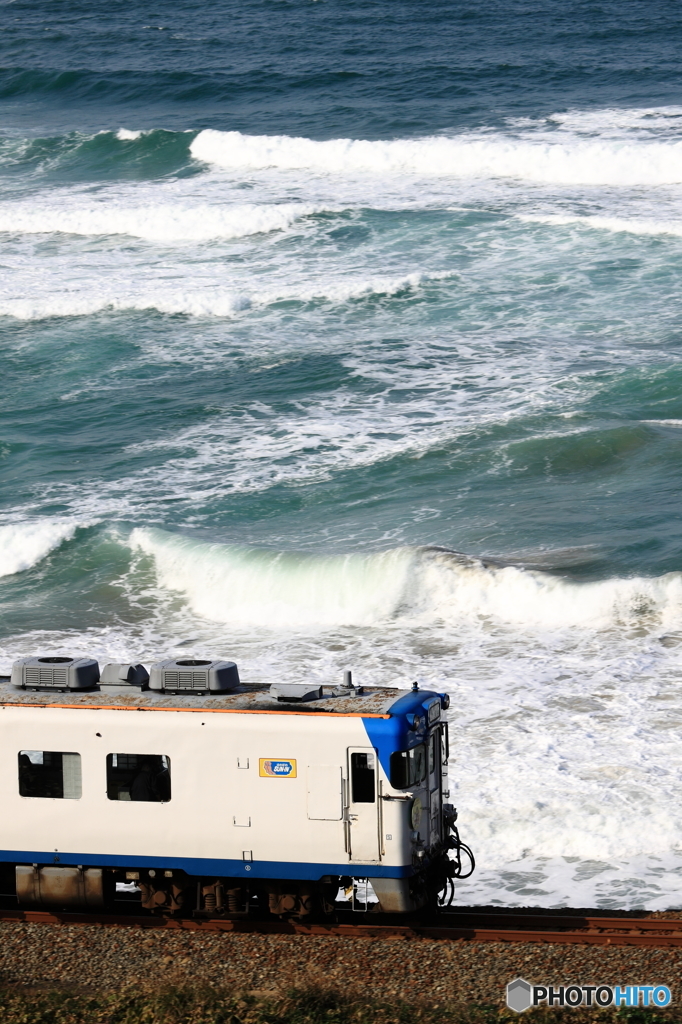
[12,656,100,692]
[99,663,149,689]
[269,683,322,703]
[149,659,240,695]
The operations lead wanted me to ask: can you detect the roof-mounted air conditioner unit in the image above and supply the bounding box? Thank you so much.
[12,656,100,692]
[149,659,239,695]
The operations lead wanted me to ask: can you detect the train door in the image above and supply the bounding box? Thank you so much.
[426,730,441,847]
[347,748,379,862]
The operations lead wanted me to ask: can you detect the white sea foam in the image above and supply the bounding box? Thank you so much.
[191,127,682,186]
[0,519,84,578]
[0,200,324,242]
[545,105,682,138]
[519,213,682,238]
[130,529,682,630]
[33,364,632,519]
[114,358,504,504]
[0,269,451,320]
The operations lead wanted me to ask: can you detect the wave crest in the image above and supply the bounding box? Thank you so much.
[0,519,85,578]
[0,200,324,243]
[519,213,682,238]
[0,270,448,321]
[190,128,682,186]
[130,529,682,630]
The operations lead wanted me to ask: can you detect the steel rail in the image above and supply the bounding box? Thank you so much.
[1,907,682,946]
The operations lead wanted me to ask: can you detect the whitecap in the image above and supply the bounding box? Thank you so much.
[191,127,682,186]
[0,519,89,578]
[0,200,325,243]
[129,529,682,631]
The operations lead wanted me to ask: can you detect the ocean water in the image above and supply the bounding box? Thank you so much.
[3,0,682,909]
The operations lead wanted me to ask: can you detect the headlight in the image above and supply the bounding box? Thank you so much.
[410,796,423,831]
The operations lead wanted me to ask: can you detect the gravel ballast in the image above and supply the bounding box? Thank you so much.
[0,919,680,1011]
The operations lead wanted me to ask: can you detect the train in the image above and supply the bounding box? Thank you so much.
[0,655,474,918]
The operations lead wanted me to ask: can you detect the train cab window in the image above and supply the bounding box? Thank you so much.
[350,752,375,803]
[389,744,427,789]
[106,754,171,802]
[18,751,82,799]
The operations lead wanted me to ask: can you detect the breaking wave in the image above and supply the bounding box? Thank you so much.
[0,271,450,321]
[0,519,85,579]
[0,200,325,243]
[190,128,682,186]
[519,213,682,238]
[6,114,682,191]
[131,528,682,630]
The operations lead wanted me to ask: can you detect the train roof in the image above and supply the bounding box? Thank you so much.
[0,680,442,719]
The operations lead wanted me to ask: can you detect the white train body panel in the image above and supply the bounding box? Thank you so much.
[0,678,451,906]
[0,671,458,921]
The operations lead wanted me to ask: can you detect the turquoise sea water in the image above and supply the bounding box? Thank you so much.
[3,0,682,908]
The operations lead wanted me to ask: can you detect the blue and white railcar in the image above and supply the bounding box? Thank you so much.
[0,656,472,916]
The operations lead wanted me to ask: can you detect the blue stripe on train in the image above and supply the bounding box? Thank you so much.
[0,850,414,880]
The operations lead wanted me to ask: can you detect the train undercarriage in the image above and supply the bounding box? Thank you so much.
[0,848,462,920]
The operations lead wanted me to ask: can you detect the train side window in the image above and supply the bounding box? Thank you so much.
[389,744,427,789]
[350,752,375,803]
[413,744,426,784]
[106,754,171,802]
[427,734,437,776]
[18,751,82,799]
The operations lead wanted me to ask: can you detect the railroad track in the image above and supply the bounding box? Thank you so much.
[1,907,682,947]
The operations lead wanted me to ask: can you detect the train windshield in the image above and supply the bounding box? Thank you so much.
[389,743,427,789]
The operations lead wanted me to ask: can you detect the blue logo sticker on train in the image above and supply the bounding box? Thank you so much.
[259,758,297,778]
